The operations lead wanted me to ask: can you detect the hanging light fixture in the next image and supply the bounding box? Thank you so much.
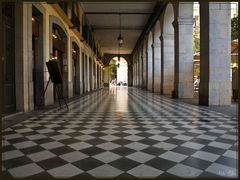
[117,13,123,47]
[117,44,120,68]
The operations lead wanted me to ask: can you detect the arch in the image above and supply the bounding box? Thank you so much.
[109,57,128,86]
[103,54,132,65]
[32,4,46,18]
[147,31,153,49]
[153,20,161,43]
[147,31,153,91]
[70,36,80,48]
[31,5,45,108]
[49,15,68,36]
[162,3,175,95]
[49,15,69,99]
[163,3,174,35]
[70,38,80,95]
[49,15,68,57]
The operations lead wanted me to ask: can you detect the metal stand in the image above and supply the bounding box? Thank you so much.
[54,84,69,110]
[38,77,69,110]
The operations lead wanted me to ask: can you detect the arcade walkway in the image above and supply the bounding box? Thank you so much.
[2,87,237,178]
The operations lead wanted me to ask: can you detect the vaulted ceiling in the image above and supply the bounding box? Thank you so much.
[80,1,157,55]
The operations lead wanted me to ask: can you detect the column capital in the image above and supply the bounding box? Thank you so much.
[172,17,195,28]
[159,35,163,41]
[160,33,174,40]
[148,46,153,51]
[152,42,161,48]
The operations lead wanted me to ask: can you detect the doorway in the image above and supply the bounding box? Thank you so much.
[72,42,80,95]
[52,23,67,100]
[3,2,16,114]
[82,52,85,93]
[89,58,93,91]
[32,6,44,108]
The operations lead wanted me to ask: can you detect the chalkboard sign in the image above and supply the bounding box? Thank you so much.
[46,60,63,84]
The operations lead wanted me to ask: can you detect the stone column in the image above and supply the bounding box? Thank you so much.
[147,46,153,91]
[84,55,88,92]
[68,37,73,98]
[139,52,143,88]
[79,51,83,94]
[95,61,97,90]
[135,60,137,87]
[101,66,103,88]
[142,51,147,89]
[199,2,231,105]
[133,60,136,86]
[153,42,161,93]
[173,17,194,98]
[161,33,174,95]
[98,65,100,88]
[160,36,164,94]
[128,59,133,87]
[92,59,94,90]
[136,55,139,87]
[75,49,81,94]
[15,2,32,112]
[138,54,142,87]
[91,58,94,91]
[134,59,136,87]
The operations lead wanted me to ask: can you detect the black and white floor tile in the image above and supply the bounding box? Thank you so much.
[2,87,238,178]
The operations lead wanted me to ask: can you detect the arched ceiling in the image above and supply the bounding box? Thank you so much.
[80,1,157,55]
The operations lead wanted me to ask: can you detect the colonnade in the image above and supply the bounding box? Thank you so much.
[132,2,232,106]
[13,2,104,112]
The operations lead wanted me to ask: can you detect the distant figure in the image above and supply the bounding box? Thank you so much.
[194,76,200,91]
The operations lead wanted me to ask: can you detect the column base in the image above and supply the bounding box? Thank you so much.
[199,82,231,106]
[175,82,194,98]
[163,84,174,95]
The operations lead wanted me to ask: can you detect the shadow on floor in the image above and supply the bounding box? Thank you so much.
[2,89,103,129]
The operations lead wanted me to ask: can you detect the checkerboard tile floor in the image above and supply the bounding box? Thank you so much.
[2,87,238,178]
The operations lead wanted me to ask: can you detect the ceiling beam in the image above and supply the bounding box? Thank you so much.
[80,0,157,2]
[85,12,152,15]
[131,1,168,55]
[92,26,144,31]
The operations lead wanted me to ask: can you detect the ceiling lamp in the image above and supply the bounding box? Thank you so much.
[117,13,123,47]
[117,34,123,47]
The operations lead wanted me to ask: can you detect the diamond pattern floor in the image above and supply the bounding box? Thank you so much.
[2,87,238,178]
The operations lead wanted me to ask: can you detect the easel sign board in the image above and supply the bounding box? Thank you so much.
[46,60,63,84]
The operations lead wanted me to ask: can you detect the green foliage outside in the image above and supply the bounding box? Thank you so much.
[231,16,238,40]
[194,33,200,54]
[108,59,118,74]
[193,33,200,78]
[194,65,200,77]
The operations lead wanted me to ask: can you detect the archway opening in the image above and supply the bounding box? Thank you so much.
[230,2,238,102]
[109,57,128,86]
[72,42,80,95]
[3,2,15,114]
[193,2,200,98]
[52,23,67,100]
[32,6,44,108]
[162,3,174,95]
[89,57,93,91]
